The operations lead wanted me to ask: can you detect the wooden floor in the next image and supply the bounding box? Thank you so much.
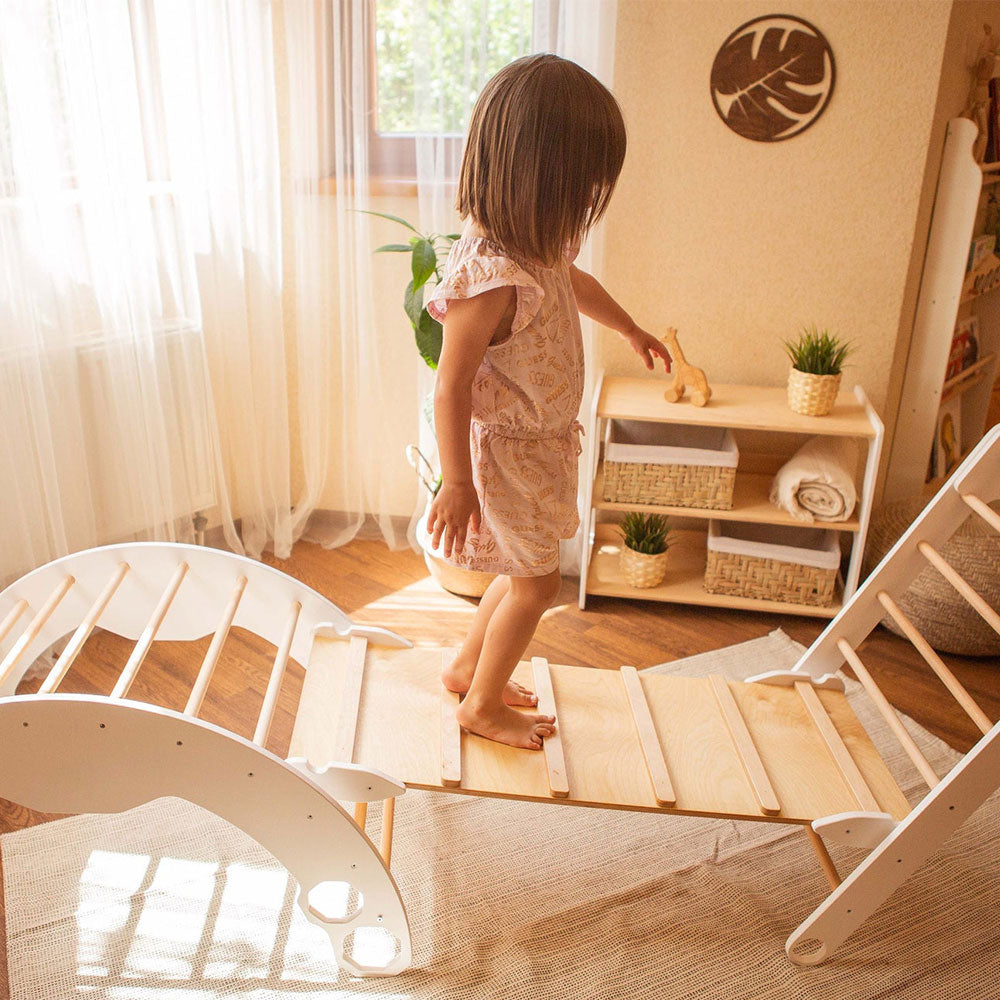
[1,537,998,989]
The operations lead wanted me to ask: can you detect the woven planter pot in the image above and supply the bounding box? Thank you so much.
[620,546,669,589]
[865,497,1000,656]
[422,551,494,599]
[787,368,841,417]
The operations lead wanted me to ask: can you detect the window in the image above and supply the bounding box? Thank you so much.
[369,0,534,178]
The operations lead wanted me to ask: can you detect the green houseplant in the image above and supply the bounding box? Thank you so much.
[784,325,853,417]
[366,211,458,370]
[618,512,672,589]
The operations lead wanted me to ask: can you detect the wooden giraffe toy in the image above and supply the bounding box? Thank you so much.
[661,327,712,407]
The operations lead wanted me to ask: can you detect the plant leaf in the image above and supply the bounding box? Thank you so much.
[403,280,423,327]
[356,209,420,233]
[374,243,413,253]
[415,309,442,369]
[411,238,437,290]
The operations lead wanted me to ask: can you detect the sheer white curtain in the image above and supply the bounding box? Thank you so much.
[0,0,617,585]
[0,0,409,584]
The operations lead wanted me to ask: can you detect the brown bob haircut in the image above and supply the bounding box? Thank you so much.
[457,54,626,267]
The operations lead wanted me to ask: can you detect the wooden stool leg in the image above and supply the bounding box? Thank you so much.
[805,826,841,890]
[354,800,368,829]
[380,796,395,867]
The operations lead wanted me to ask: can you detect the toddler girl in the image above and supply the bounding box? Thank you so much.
[426,54,670,750]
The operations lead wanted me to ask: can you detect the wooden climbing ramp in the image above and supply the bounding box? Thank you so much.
[289,640,910,826]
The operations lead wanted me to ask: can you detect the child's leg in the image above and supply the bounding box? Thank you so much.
[442,575,539,707]
[455,568,561,750]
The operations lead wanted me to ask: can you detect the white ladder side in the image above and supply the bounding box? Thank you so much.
[787,717,1000,965]
[790,426,1000,681]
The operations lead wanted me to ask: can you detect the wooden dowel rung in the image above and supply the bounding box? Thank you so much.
[0,599,29,646]
[877,590,993,736]
[353,800,368,829]
[110,562,188,700]
[330,635,368,763]
[0,576,75,688]
[40,562,130,695]
[184,575,247,717]
[710,675,780,815]
[794,680,881,812]
[620,665,676,806]
[380,796,395,866]
[805,826,841,891]
[441,683,462,788]
[531,657,569,798]
[252,600,302,748]
[836,638,940,788]
[962,493,1000,535]
[918,541,1000,636]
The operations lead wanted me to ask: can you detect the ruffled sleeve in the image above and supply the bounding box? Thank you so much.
[426,241,544,336]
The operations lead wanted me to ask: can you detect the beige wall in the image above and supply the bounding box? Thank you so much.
[599,0,951,425]
[297,1,984,519]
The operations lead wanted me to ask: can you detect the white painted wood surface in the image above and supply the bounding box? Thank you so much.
[0,694,411,976]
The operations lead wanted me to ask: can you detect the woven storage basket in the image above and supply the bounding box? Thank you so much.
[787,368,842,417]
[864,496,1000,656]
[620,546,669,589]
[603,420,738,509]
[704,521,840,607]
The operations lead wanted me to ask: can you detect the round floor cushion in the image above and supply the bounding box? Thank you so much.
[864,496,1000,657]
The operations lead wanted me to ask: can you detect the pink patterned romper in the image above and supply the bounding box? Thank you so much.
[426,227,584,577]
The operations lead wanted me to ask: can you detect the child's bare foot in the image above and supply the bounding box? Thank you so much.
[455,698,555,750]
[442,655,538,707]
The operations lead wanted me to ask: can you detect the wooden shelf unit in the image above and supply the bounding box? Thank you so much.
[579,375,883,616]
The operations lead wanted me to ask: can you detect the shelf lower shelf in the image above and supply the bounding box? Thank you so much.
[593,466,860,532]
[585,525,843,619]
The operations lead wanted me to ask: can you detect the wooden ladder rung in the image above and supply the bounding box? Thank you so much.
[877,590,993,736]
[185,574,247,717]
[918,540,1000,636]
[110,563,188,700]
[329,634,368,762]
[0,576,75,687]
[710,675,780,815]
[252,600,302,748]
[0,599,29,646]
[441,682,462,788]
[836,638,940,788]
[794,680,881,812]
[620,666,676,807]
[962,493,1000,535]
[531,657,569,798]
[40,562,130,695]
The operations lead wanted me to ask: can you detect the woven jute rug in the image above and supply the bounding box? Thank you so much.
[4,630,998,999]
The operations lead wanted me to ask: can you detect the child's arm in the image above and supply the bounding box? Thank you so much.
[428,285,516,559]
[570,265,671,372]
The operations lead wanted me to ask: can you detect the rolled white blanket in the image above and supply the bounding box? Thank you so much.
[769,436,858,523]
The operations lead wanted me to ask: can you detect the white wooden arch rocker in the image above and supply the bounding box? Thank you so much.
[0,426,998,975]
[0,544,414,977]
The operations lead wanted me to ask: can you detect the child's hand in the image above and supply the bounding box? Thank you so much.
[427,481,482,559]
[622,326,672,372]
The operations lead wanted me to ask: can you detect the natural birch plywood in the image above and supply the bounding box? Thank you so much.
[290,642,910,825]
[531,657,570,797]
[596,378,876,438]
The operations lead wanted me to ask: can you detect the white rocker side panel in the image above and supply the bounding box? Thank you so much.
[0,695,411,977]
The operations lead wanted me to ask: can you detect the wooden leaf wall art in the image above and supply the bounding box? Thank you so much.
[711,15,835,142]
